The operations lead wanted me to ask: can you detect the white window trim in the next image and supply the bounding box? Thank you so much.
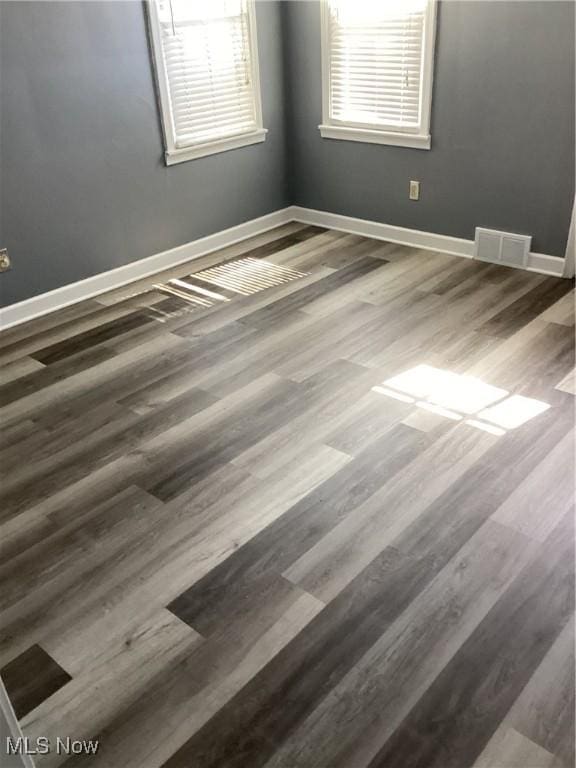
[318,0,437,150]
[147,0,267,166]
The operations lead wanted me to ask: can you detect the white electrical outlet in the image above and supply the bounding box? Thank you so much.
[409,181,420,201]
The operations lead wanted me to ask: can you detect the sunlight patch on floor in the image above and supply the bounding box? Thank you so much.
[193,258,308,296]
[477,394,550,429]
[373,364,550,435]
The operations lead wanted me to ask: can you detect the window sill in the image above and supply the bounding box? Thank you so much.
[318,124,431,150]
[165,129,268,165]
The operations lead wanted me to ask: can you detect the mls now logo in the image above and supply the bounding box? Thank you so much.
[6,737,50,756]
[6,736,99,756]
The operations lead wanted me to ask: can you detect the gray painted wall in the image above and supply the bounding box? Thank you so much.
[284,0,575,258]
[0,0,289,306]
[1,1,574,307]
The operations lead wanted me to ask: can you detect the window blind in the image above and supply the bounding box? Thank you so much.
[155,0,260,149]
[326,0,432,133]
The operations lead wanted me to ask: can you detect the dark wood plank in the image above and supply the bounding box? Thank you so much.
[0,386,219,522]
[392,403,573,565]
[479,278,574,338]
[261,523,537,768]
[167,423,429,637]
[239,256,388,329]
[294,234,385,272]
[506,617,575,767]
[325,394,412,455]
[0,345,117,407]
[160,544,441,768]
[1,644,72,719]
[31,311,156,365]
[143,359,366,502]
[227,226,327,262]
[366,513,574,768]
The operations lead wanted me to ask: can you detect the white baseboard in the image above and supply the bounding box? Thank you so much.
[0,208,293,330]
[289,206,566,278]
[1,204,567,331]
[289,205,475,258]
[527,251,569,277]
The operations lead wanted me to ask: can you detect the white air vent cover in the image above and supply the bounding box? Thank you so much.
[474,228,531,269]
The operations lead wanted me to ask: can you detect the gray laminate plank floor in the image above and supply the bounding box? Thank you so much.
[0,224,574,768]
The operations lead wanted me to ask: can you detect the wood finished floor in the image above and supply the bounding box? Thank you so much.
[0,222,574,768]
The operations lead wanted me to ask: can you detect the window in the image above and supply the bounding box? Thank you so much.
[319,0,437,149]
[147,0,266,165]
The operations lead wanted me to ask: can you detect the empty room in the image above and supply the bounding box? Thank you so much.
[0,0,574,766]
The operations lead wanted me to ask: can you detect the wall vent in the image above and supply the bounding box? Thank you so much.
[474,228,531,269]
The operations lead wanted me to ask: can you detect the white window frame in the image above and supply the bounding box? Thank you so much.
[147,0,267,165]
[319,0,437,150]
